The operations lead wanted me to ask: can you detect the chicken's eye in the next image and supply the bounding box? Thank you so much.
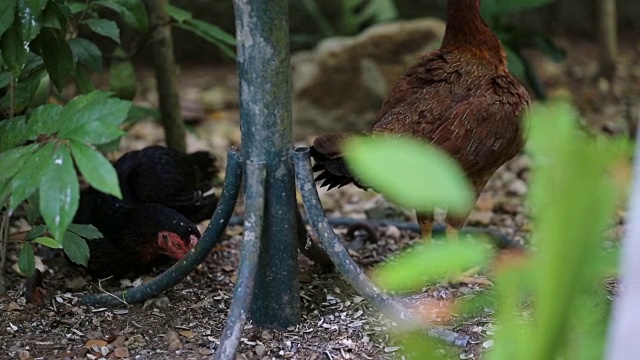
[161,233,169,242]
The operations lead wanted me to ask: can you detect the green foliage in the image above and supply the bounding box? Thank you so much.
[480,0,565,98]
[292,0,398,44]
[1,90,129,275]
[164,4,236,59]
[0,0,234,277]
[343,100,624,359]
[343,136,474,215]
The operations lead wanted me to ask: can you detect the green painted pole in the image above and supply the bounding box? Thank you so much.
[233,0,301,328]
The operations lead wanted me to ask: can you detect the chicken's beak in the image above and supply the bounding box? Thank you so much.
[189,234,199,248]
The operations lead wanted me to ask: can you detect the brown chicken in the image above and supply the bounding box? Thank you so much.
[310,0,530,282]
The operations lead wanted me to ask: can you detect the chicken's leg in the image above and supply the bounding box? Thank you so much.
[416,213,434,242]
[445,217,492,287]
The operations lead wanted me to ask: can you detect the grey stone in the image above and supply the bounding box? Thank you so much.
[291,18,446,139]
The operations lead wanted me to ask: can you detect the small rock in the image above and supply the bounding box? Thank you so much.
[66,277,87,291]
[114,347,130,358]
[255,344,266,357]
[468,210,494,226]
[385,226,401,239]
[18,350,33,360]
[507,179,528,196]
[124,334,146,349]
[476,195,495,211]
[100,345,110,356]
[166,331,182,350]
[198,348,212,356]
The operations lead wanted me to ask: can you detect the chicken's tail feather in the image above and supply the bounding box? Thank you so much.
[309,133,368,190]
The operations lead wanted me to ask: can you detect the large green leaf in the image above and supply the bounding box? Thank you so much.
[42,1,66,30]
[95,0,148,33]
[34,236,61,249]
[25,0,49,17]
[164,3,192,23]
[0,115,28,152]
[343,136,474,215]
[39,28,73,90]
[83,18,120,43]
[26,103,64,138]
[70,140,121,198]
[0,143,38,186]
[18,0,45,43]
[58,97,130,144]
[9,142,55,210]
[39,144,79,241]
[67,223,103,240]
[68,37,102,72]
[177,22,236,59]
[1,11,27,75]
[0,0,17,38]
[374,239,492,292]
[25,224,46,240]
[62,231,90,266]
[18,242,36,276]
[59,90,126,134]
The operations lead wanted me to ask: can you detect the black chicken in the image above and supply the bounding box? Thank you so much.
[75,146,219,278]
[85,203,201,278]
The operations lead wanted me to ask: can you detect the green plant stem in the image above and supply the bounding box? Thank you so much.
[143,0,187,152]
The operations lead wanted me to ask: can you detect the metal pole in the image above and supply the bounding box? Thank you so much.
[233,0,301,328]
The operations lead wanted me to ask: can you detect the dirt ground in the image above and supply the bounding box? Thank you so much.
[1,36,638,359]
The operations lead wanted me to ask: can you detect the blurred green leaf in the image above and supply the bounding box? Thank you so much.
[18,242,36,276]
[0,144,38,187]
[70,140,122,199]
[67,1,88,14]
[83,18,120,43]
[69,38,102,72]
[25,193,41,223]
[25,224,46,240]
[95,0,148,33]
[176,18,236,59]
[18,0,44,43]
[343,136,474,215]
[73,66,96,94]
[25,0,48,18]
[34,236,61,248]
[493,0,553,14]
[531,33,566,62]
[506,47,526,82]
[39,144,79,241]
[164,3,192,23]
[67,223,103,240]
[9,142,54,210]
[62,231,89,266]
[374,239,492,292]
[39,28,73,90]
[0,0,17,38]
[109,51,137,100]
[0,115,28,152]
[1,12,28,75]
[525,101,618,360]
[42,1,67,29]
